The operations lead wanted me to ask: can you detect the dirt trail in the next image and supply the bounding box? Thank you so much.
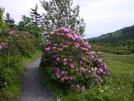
[19,55,56,101]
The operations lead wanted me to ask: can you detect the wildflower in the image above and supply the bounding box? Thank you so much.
[70,77,74,80]
[16,35,19,37]
[70,64,74,68]
[76,69,79,71]
[81,57,85,60]
[56,57,60,61]
[50,32,54,34]
[59,48,63,51]
[85,75,90,78]
[45,47,50,51]
[54,44,58,46]
[61,78,65,81]
[98,58,102,62]
[51,55,56,58]
[64,62,67,65]
[0,45,2,49]
[56,75,60,78]
[76,85,80,88]
[3,82,7,85]
[79,61,83,64]
[52,47,56,50]
[81,86,85,90]
[64,71,68,74]
[63,58,67,61]
[70,84,74,87]
[44,32,48,34]
[87,70,91,73]
[61,71,65,75]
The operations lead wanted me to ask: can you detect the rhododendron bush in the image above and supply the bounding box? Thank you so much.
[40,27,110,90]
[0,25,40,98]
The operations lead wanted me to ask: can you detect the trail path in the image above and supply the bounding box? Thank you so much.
[19,55,56,101]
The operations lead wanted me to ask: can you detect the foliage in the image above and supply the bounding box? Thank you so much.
[29,4,42,26]
[4,13,15,29]
[0,19,40,100]
[40,27,110,93]
[90,44,131,55]
[87,25,134,50]
[41,53,134,101]
[40,0,86,37]
[17,15,42,38]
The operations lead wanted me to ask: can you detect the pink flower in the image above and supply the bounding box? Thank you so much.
[84,42,88,45]
[54,44,58,46]
[76,69,79,71]
[59,48,63,51]
[44,32,48,34]
[81,57,85,60]
[81,86,85,90]
[76,85,80,88]
[61,71,65,75]
[52,47,56,50]
[64,77,69,80]
[63,58,67,61]
[61,78,64,81]
[45,47,50,51]
[64,71,68,74]
[79,61,83,64]
[0,45,2,49]
[70,77,74,80]
[70,64,74,68]
[50,32,54,34]
[88,70,91,73]
[3,82,7,85]
[64,62,67,65]
[16,35,19,37]
[51,55,56,58]
[56,75,60,78]
[56,57,60,61]
[70,84,74,87]
[85,75,90,78]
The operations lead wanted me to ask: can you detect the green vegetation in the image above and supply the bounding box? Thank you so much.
[40,0,86,37]
[87,25,134,53]
[41,53,134,101]
[0,7,42,100]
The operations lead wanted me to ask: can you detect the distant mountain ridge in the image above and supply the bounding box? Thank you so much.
[87,25,134,47]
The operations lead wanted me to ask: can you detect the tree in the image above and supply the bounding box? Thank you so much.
[29,4,42,26]
[17,15,42,38]
[40,0,86,37]
[0,7,4,25]
[4,13,15,28]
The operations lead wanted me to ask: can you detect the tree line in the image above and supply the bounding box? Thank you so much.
[2,0,86,38]
[87,25,134,48]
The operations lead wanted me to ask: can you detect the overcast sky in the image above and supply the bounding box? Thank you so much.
[1,0,134,38]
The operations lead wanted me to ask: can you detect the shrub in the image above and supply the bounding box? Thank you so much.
[40,27,110,91]
[0,24,40,99]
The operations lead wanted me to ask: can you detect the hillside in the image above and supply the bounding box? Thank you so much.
[87,25,134,47]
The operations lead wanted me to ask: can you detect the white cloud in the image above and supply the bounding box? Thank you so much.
[1,0,134,38]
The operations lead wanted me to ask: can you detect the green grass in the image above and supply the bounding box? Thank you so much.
[41,53,134,101]
[22,50,42,63]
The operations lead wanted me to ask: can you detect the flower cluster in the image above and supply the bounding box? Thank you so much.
[40,27,110,90]
[0,42,8,49]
